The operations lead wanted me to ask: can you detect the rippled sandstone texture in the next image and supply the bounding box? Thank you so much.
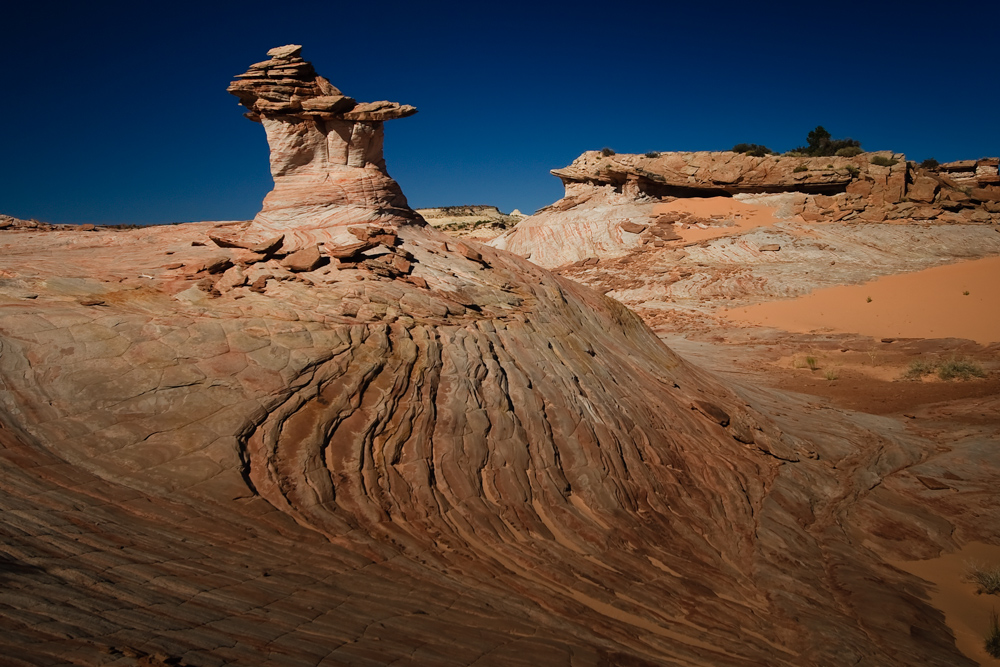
[0,47,996,666]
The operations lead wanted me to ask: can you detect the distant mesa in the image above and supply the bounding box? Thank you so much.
[417,205,525,240]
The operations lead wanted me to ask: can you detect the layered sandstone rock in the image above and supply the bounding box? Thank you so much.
[936,157,1000,187]
[226,45,422,250]
[0,47,994,667]
[495,150,1000,268]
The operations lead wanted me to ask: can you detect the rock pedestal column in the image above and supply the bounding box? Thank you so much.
[228,45,423,249]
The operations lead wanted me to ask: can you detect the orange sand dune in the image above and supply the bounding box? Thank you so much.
[723,256,1000,344]
[653,197,781,243]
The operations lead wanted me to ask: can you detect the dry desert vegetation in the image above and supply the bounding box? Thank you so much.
[1,45,999,666]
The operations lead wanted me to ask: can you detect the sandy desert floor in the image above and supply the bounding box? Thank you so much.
[722,255,1000,344]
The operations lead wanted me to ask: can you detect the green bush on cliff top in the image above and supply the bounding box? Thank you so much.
[732,143,774,157]
[787,126,862,157]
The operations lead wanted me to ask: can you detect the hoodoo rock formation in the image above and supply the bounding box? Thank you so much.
[1,47,997,666]
[226,44,422,250]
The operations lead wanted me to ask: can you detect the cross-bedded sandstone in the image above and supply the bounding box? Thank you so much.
[0,46,995,667]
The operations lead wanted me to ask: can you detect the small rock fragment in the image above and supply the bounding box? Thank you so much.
[203,257,234,274]
[249,275,272,293]
[267,44,303,59]
[209,233,251,249]
[620,221,647,234]
[916,476,950,490]
[693,400,730,427]
[327,239,377,259]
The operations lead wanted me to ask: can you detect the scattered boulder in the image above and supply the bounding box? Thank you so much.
[209,233,252,249]
[281,245,324,272]
[970,187,1000,203]
[908,176,939,203]
[327,239,377,259]
[216,266,247,291]
[202,256,234,274]
[250,235,285,255]
[449,242,489,266]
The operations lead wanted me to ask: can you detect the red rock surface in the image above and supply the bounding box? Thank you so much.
[0,47,996,667]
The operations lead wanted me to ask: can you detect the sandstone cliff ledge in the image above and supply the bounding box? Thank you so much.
[493,149,1000,267]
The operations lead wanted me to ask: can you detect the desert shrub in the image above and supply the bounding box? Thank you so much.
[793,165,809,173]
[790,126,863,157]
[805,356,819,371]
[904,358,987,381]
[937,358,986,381]
[987,610,1000,658]
[824,369,838,381]
[921,158,940,169]
[601,147,616,157]
[870,155,899,167]
[644,151,661,158]
[845,165,860,177]
[835,146,864,157]
[732,143,774,157]
[903,359,936,380]
[968,563,1000,595]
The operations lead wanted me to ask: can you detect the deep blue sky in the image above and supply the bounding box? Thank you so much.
[4,0,998,224]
